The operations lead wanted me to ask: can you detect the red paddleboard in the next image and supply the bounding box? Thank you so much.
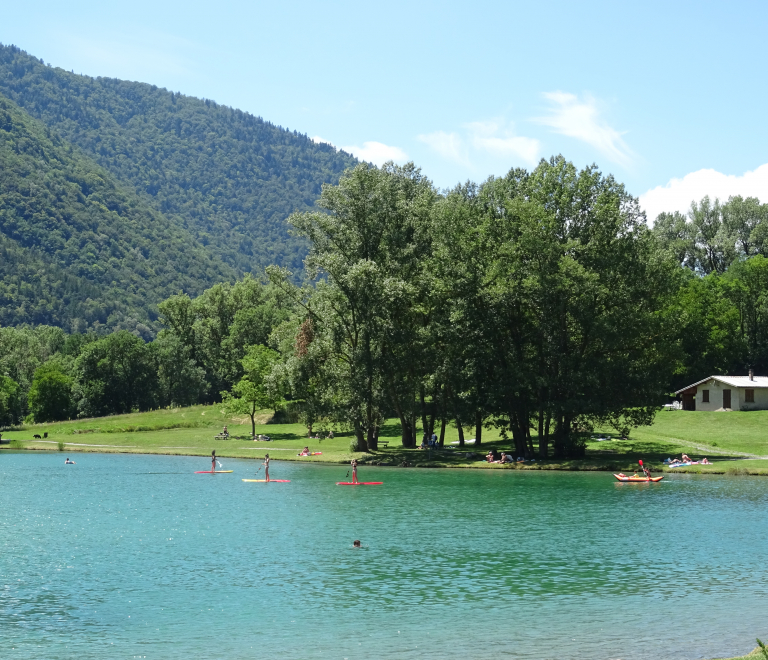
[195,470,233,474]
[336,482,383,486]
[297,452,323,456]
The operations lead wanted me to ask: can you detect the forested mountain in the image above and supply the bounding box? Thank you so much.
[0,94,235,334]
[0,44,358,275]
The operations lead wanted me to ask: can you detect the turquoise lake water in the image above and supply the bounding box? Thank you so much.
[2,452,768,659]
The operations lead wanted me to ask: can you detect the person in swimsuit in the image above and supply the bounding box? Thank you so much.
[211,450,217,473]
[353,540,361,548]
[681,454,692,463]
[300,446,310,456]
[65,457,76,464]
[351,458,358,484]
[264,454,270,482]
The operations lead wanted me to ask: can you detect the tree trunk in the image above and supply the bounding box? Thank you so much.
[510,412,528,458]
[526,426,534,457]
[439,417,446,447]
[354,420,368,453]
[474,410,482,446]
[367,424,378,451]
[456,418,465,447]
[537,407,546,458]
[419,386,429,443]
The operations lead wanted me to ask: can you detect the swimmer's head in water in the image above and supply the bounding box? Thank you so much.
[353,540,361,547]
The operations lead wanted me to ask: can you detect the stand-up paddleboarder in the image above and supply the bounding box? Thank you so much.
[351,458,358,484]
[264,454,270,482]
[211,450,217,473]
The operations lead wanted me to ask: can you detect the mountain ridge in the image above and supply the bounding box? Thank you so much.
[0,43,358,275]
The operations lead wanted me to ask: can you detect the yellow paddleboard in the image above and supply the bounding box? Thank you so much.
[242,479,290,482]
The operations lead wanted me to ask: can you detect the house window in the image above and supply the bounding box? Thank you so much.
[702,390,709,403]
[746,389,755,403]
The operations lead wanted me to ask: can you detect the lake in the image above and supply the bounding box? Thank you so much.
[2,452,767,659]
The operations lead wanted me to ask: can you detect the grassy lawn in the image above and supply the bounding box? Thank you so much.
[2,406,768,474]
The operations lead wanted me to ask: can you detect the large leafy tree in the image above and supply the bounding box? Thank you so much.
[286,162,437,450]
[73,331,158,417]
[28,361,73,423]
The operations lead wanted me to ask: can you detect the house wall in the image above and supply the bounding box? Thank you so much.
[694,380,768,411]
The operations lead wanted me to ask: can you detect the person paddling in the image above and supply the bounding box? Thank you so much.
[639,459,651,480]
[351,458,358,484]
[65,457,76,464]
[264,454,270,482]
[211,450,217,473]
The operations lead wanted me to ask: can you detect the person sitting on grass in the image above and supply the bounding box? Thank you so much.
[499,452,513,464]
[299,446,310,456]
[701,457,711,464]
[681,454,692,463]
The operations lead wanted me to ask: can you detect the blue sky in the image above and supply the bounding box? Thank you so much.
[3,0,767,219]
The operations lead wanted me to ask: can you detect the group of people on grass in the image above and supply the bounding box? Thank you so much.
[485,449,514,463]
[664,454,712,466]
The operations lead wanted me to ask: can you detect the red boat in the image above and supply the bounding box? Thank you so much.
[614,473,663,483]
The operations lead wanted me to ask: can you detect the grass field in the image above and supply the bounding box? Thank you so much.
[2,406,768,474]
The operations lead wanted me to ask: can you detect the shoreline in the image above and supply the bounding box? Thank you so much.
[5,442,768,476]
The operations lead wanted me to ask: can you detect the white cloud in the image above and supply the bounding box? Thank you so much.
[311,135,334,146]
[417,131,467,165]
[418,120,540,168]
[341,141,408,166]
[467,121,540,166]
[640,164,768,223]
[535,92,633,168]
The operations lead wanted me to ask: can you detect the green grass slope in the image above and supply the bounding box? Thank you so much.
[0,43,359,275]
[0,94,237,333]
[5,406,768,475]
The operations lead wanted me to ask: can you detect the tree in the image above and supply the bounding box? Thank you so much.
[28,361,73,422]
[220,345,280,436]
[151,334,207,407]
[286,162,437,450]
[73,331,158,417]
[0,375,21,428]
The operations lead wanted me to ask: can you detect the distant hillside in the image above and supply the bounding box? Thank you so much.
[0,94,235,334]
[0,44,358,275]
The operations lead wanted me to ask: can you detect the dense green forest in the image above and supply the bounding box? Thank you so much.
[0,43,358,277]
[0,94,235,333]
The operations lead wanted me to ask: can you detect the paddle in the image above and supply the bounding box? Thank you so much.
[638,459,650,481]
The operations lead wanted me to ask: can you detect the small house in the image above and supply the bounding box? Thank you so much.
[674,371,768,411]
